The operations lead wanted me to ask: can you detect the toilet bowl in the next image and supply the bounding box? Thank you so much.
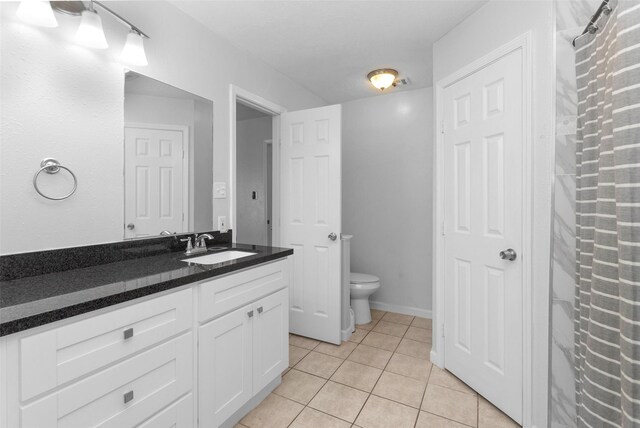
[350,272,381,325]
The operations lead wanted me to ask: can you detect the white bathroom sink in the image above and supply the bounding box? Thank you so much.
[181,250,256,265]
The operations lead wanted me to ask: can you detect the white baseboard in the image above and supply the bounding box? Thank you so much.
[369,301,432,319]
[430,349,444,368]
[342,327,353,342]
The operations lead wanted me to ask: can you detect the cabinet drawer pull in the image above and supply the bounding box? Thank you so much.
[123,328,134,340]
[257,307,263,314]
[124,390,134,404]
[247,310,254,318]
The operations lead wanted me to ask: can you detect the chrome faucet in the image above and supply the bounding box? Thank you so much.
[195,233,215,251]
[181,233,215,255]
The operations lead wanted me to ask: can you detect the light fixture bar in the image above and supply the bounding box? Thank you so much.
[51,0,149,39]
[93,1,149,39]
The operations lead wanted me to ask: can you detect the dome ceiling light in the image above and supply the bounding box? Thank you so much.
[367,69,399,91]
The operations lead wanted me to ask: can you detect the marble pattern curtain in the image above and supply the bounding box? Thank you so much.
[575,1,640,426]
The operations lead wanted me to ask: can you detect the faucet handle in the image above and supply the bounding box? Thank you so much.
[180,237,193,250]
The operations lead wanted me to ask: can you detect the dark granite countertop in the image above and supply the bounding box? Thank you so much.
[0,243,293,336]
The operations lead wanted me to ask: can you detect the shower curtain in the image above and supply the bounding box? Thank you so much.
[575,1,640,426]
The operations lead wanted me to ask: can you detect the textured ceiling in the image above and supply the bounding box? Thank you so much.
[172,1,487,104]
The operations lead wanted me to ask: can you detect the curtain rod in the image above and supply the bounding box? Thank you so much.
[572,0,612,47]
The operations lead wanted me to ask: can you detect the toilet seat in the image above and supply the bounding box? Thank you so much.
[350,272,379,284]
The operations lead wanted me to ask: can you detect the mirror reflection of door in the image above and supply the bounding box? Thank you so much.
[124,124,188,239]
[123,71,214,239]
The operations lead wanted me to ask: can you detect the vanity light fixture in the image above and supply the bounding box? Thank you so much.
[120,31,148,66]
[18,1,150,66]
[16,1,58,28]
[75,3,108,49]
[367,68,398,91]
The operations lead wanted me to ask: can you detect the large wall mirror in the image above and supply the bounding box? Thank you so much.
[1,3,219,255]
[0,67,214,255]
[124,72,213,239]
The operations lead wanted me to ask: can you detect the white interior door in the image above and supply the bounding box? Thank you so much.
[124,125,186,238]
[443,48,523,422]
[281,104,342,345]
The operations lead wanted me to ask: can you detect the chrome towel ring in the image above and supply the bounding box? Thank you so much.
[33,158,78,201]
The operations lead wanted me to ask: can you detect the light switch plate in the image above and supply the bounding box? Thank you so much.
[218,216,227,232]
[213,182,227,199]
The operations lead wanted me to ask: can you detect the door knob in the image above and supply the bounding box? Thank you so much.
[328,233,337,241]
[127,223,135,230]
[499,248,517,261]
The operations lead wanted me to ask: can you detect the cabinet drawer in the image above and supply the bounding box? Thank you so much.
[137,393,193,428]
[20,333,192,428]
[199,260,288,323]
[20,288,192,401]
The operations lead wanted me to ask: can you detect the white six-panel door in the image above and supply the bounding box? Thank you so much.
[124,125,186,238]
[443,48,524,422]
[281,105,342,345]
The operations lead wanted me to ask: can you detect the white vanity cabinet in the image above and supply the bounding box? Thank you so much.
[1,288,194,428]
[0,256,290,428]
[198,260,289,427]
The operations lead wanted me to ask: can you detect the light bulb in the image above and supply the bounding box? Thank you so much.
[120,31,148,66]
[16,1,58,28]
[76,9,108,49]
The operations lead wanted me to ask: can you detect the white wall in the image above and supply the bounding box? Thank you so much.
[343,87,433,317]
[236,116,272,245]
[432,2,554,426]
[0,1,325,254]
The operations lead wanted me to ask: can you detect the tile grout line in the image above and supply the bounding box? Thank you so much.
[287,337,362,426]
[254,314,481,428]
[283,314,486,428]
[352,314,422,427]
[350,325,380,427]
[414,362,434,428]
[285,339,323,427]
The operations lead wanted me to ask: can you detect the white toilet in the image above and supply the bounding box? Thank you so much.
[350,272,381,325]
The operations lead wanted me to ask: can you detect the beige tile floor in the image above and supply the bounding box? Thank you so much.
[237,310,520,428]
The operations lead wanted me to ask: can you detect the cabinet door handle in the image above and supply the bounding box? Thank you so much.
[247,310,254,318]
[257,306,263,314]
[123,328,134,340]
[124,390,134,404]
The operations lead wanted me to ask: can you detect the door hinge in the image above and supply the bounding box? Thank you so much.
[441,221,445,236]
[441,119,445,134]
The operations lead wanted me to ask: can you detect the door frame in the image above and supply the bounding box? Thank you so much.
[123,122,191,235]
[432,32,546,427]
[263,139,273,246]
[229,85,286,245]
